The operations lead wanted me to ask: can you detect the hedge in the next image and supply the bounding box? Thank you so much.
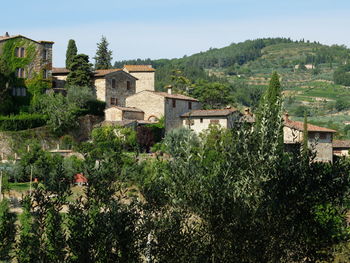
[0,114,47,131]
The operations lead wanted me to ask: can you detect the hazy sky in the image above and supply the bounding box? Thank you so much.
[2,0,350,67]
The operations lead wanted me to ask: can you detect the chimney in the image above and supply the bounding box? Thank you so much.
[283,112,289,121]
[166,85,172,95]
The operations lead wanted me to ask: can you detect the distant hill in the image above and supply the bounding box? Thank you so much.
[115,38,350,139]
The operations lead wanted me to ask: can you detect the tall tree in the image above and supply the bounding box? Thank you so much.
[94,36,113,70]
[66,54,93,87]
[65,40,78,69]
[0,199,16,261]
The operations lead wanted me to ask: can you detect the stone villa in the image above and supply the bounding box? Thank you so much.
[283,113,336,162]
[0,32,54,96]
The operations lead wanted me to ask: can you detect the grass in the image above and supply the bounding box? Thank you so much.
[9,182,31,192]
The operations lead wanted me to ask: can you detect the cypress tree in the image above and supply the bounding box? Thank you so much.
[65,40,78,69]
[66,54,93,87]
[94,36,113,70]
[0,199,16,261]
[302,112,309,156]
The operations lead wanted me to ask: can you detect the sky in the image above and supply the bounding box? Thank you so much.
[1,0,350,67]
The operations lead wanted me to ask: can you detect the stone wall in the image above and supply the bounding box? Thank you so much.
[128,72,155,93]
[126,91,165,120]
[104,72,136,107]
[123,111,144,120]
[165,98,201,132]
[94,78,106,102]
[183,117,228,134]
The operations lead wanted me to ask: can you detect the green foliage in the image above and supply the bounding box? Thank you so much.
[67,54,93,87]
[82,100,106,116]
[163,127,200,157]
[66,85,94,108]
[94,36,113,70]
[66,39,78,69]
[39,93,79,135]
[0,113,47,131]
[334,64,350,86]
[0,199,16,261]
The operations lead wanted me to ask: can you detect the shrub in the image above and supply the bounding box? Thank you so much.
[84,100,106,116]
[0,114,47,131]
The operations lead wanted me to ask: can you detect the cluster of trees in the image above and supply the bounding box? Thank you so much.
[1,73,350,262]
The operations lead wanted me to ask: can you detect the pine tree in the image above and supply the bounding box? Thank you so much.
[66,54,93,87]
[65,39,78,69]
[94,36,113,70]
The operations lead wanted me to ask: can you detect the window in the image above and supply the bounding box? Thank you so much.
[42,49,48,60]
[12,87,26,97]
[127,81,131,90]
[210,120,220,124]
[172,99,176,108]
[20,48,25,57]
[110,97,117,105]
[188,101,192,109]
[43,69,49,79]
[112,79,116,89]
[200,118,203,123]
[319,133,327,140]
[16,68,25,78]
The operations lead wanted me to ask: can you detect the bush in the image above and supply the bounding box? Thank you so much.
[0,114,47,131]
[84,100,106,116]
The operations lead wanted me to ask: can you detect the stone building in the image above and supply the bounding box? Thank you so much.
[93,69,137,107]
[283,114,336,162]
[52,68,138,107]
[123,65,155,93]
[126,87,200,132]
[180,108,245,133]
[104,106,144,122]
[0,33,54,96]
[333,140,350,157]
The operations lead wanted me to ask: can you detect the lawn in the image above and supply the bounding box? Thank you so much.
[8,182,31,192]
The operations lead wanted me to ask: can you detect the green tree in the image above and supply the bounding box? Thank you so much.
[94,36,113,70]
[0,199,16,261]
[66,39,78,69]
[67,54,93,87]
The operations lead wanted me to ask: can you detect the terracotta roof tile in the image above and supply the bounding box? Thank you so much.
[333,140,350,148]
[94,69,123,77]
[124,65,155,72]
[107,106,144,113]
[150,91,199,102]
[52,67,70,74]
[284,120,336,133]
[181,108,239,117]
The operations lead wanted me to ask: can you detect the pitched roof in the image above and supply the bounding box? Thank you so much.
[0,34,54,44]
[181,108,239,117]
[124,65,155,72]
[284,119,336,133]
[333,140,350,148]
[149,91,199,102]
[52,67,70,74]
[94,69,123,77]
[106,106,144,113]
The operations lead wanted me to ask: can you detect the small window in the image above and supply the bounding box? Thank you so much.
[43,69,49,79]
[172,99,176,108]
[20,48,25,58]
[112,79,116,89]
[110,98,117,105]
[15,48,19,57]
[127,81,131,90]
[188,101,192,109]
[200,118,203,123]
[12,87,26,97]
[42,49,48,60]
[210,120,220,124]
[16,68,25,78]
[319,133,327,140]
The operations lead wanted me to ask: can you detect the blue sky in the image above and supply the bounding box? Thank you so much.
[2,0,350,66]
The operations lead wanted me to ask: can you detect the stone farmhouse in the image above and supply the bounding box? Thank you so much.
[0,32,54,96]
[180,108,254,133]
[125,86,201,131]
[333,140,350,157]
[283,113,336,162]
